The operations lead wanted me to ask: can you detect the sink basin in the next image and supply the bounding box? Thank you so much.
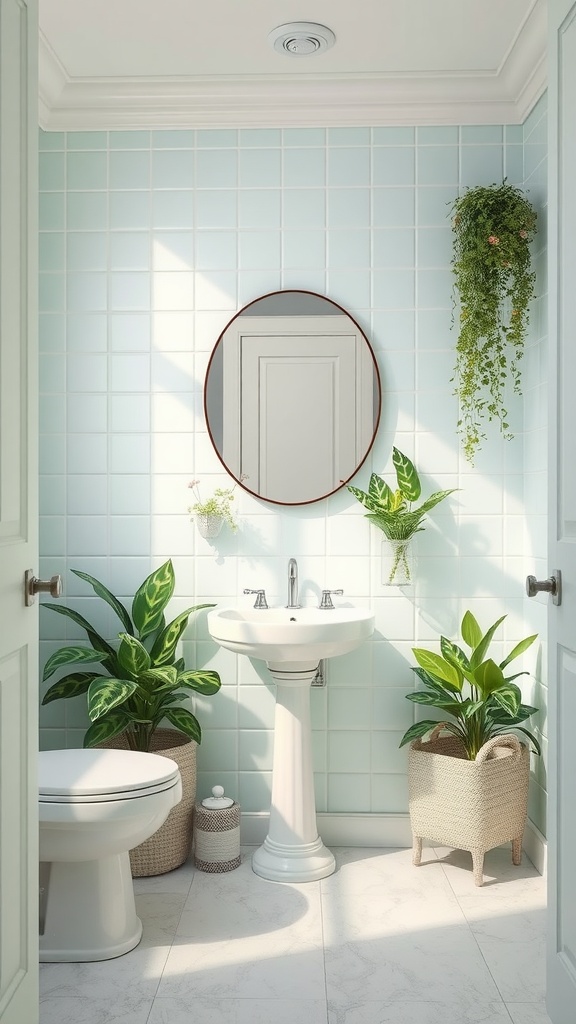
[207,605,374,665]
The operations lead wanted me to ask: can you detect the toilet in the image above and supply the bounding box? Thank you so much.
[38,747,182,963]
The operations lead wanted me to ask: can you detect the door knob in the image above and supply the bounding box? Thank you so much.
[526,570,562,606]
[24,570,62,606]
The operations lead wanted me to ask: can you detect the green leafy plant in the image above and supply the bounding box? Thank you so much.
[188,478,241,532]
[450,181,537,464]
[399,610,540,760]
[347,447,456,583]
[41,559,221,752]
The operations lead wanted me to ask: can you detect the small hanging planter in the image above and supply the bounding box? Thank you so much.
[381,536,416,587]
[450,181,537,464]
[194,513,224,539]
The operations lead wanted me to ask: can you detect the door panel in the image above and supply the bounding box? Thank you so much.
[0,1,39,1021]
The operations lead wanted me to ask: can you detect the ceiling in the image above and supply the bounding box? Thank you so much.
[38,0,547,131]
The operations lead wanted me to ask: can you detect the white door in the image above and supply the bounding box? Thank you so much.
[0,1,39,1022]
[547,2,576,1020]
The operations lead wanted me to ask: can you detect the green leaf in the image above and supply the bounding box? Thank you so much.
[440,637,471,675]
[368,474,394,509]
[163,707,202,743]
[392,447,421,501]
[491,684,522,717]
[462,700,486,718]
[41,602,99,638]
[469,614,507,668]
[71,569,134,635]
[87,677,138,722]
[117,633,151,677]
[177,669,221,696]
[347,484,376,512]
[412,648,463,691]
[405,692,464,714]
[500,633,538,668]
[140,666,179,689]
[150,604,215,666]
[83,712,130,748]
[42,646,108,682]
[42,671,99,705]
[132,559,175,639]
[411,666,460,698]
[461,610,482,649]
[474,658,505,697]
[413,489,457,517]
[398,720,443,747]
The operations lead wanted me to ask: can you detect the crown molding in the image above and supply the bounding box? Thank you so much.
[38,1,547,131]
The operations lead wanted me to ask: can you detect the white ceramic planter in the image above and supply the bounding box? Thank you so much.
[195,514,224,539]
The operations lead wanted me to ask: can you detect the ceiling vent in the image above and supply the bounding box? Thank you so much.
[268,22,336,57]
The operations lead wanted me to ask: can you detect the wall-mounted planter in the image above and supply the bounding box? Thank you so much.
[381,537,416,586]
[195,514,224,539]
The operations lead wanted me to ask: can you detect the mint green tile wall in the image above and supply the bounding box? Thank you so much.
[38,122,546,828]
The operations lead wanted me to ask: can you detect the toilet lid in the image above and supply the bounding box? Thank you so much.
[38,748,180,803]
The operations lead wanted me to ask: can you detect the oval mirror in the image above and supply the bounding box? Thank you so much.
[204,289,382,506]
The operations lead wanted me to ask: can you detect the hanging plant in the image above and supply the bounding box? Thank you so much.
[450,181,537,464]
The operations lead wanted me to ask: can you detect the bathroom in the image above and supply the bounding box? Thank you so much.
[2,0,570,1022]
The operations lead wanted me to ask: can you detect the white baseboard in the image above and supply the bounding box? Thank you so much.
[241,811,547,874]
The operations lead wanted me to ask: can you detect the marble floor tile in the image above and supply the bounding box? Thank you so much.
[323,847,458,901]
[458,894,547,1002]
[39,996,152,1024]
[132,854,196,896]
[148,996,329,1023]
[327,1000,514,1024]
[506,1002,553,1024]
[434,845,544,897]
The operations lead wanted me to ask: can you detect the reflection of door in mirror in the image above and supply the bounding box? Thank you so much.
[221,315,374,504]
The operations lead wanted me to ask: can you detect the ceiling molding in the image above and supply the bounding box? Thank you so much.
[38,2,547,131]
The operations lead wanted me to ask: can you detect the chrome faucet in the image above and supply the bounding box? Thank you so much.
[286,558,301,609]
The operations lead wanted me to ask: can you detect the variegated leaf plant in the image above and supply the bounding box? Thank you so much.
[41,559,221,752]
[399,610,540,760]
[348,447,457,542]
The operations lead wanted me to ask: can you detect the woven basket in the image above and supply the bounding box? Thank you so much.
[408,725,529,885]
[101,728,197,877]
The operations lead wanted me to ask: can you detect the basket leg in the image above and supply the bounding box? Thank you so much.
[512,835,523,866]
[412,835,423,866]
[472,849,485,887]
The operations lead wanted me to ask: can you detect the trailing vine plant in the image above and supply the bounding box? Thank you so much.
[450,181,537,464]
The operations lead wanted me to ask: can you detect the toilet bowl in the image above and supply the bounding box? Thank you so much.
[39,747,182,963]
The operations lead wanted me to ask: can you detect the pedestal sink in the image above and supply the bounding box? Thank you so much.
[207,605,375,882]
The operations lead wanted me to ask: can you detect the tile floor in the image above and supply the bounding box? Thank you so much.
[39,844,551,1024]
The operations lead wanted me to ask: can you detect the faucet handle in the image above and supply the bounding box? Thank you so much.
[319,589,344,609]
[243,588,269,609]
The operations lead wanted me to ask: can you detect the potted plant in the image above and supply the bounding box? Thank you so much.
[399,609,540,885]
[347,447,456,584]
[188,477,241,538]
[450,180,537,464]
[41,558,221,875]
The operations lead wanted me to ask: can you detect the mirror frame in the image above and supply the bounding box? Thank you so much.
[203,289,382,506]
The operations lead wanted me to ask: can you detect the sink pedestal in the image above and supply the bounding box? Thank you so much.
[252,663,335,883]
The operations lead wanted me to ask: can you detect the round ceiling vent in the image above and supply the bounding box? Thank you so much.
[268,22,336,58]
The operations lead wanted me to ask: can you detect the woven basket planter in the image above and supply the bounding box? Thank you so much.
[408,725,530,886]
[101,728,197,877]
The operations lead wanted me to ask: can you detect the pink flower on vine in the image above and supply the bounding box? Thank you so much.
[488,235,499,245]
[519,229,528,238]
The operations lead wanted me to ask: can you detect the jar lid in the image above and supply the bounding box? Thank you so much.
[202,784,234,809]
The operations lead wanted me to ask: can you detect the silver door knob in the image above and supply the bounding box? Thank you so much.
[25,570,62,606]
[526,570,562,606]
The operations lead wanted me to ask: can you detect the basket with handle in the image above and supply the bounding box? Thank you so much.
[408,724,530,885]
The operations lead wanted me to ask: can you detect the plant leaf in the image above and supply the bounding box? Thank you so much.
[392,447,421,501]
[500,633,538,668]
[71,569,134,635]
[413,489,457,517]
[83,712,130,748]
[368,474,394,509]
[117,632,151,677]
[150,604,215,666]
[474,658,505,697]
[469,614,507,669]
[461,610,482,649]
[87,677,138,722]
[411,666,461,698]
[412,648,463,691]
[42,671,100,705]
[405,692,465,714]
[41,602,99,638]
[398,720,443,747]
[347,484,378,512]
[132,559,175,639]
[491,684,522,717]
[177,669,221,695]
[140,666,179,689]
[42,646,108,682]
[163,706,202,743]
